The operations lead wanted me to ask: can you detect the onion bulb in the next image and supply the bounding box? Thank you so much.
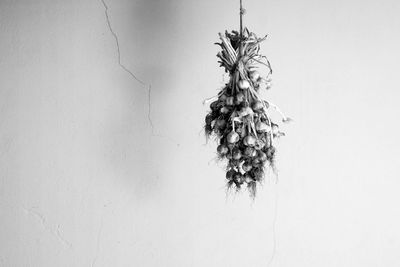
[226,96,234,106]
[272,124,279,134]
[253,169,263,181]
[227,131,240,144]
[238,80,250,90]
[254,139,265,150]
[258,151,267,162]
[210,101,219,111]
[217,144,229,155]
[249,71,260,82]
[235,93,245,104]
[226,169,235,180]
[252,101,264,111]
[234,173,244,184]
[238,106,253,117]
[253,158,260,165]
[220,106,230,114]
[215,119,226,129]
[244,175,254,184]
[232,149,242,160]
[255,121,270,132]
[205,114,213,125]
[219,94,227,101]
[244,147,255,157]
[266,146,276,158]
[242,162,252,172]
[244,135,256,147]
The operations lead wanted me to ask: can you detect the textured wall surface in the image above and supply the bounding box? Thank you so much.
[1,0,400,266]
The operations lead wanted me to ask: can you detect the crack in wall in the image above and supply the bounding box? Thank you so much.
[100,0,146,86]
[55,224,73,249]
[99,0,182,147]
[100,0,155,134]
[91,217,104,267]
[22,206,72,249]
[147,85,154,134]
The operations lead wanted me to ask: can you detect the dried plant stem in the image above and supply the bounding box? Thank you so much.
[265,101,291,122]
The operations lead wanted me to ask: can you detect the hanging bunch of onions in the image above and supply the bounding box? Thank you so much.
[205,27,290,197]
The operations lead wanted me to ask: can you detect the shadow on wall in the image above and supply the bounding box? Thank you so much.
[100,0,181,199]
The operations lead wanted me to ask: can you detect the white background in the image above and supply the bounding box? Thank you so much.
[1,0,400,266]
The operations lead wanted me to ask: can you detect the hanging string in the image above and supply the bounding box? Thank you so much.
[240,0,243,38]
[239,0,249,105]
[239,0,245,51]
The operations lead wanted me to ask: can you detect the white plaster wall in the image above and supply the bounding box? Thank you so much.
[1,0,400,266]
